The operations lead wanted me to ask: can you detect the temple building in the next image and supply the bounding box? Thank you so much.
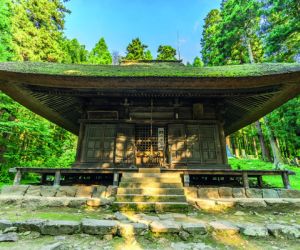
[0,61,299,190]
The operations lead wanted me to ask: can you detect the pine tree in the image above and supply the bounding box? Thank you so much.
[144,50,153,60]
[0,0,13,61]
[262,0,300,62]
[201,9,222,66]
[193,56,204,67]
[62,38,88,64]
[88,38,112,65]
[125,38,148,60]
[11,0,70,62]
[157,45,177,60]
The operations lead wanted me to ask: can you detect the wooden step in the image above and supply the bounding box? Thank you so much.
[139,168,161,173]
[120,177,182,183]
[119,182,183,189]
[113,202,189,212]
[122,173,181,178]
[117,188,185,195]
[116,194,187,203]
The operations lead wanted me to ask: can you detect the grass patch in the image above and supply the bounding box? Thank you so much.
[229,158,300,190]
[0,62,299,77]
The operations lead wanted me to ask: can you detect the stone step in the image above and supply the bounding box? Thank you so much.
[117,188,185,195]
[119,182,183,189]
[139,168,161,173]
[120,177,182,183]
[122,173,181,178]
[112,202,189,212]
[116,194,187,203]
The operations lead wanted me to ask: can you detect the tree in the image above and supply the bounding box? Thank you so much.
[0,0,13,61]
[157,45,177,60]
[144,50,153,60]
[88,37,112,65]
[62,38,88,64]
[193,56,204,67]
[11,0,70,62]
[262,0,300,62]
[201,9,222,66]
[218,0,264,65]
[125,38,148,60]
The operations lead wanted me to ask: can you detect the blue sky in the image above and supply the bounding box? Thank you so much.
[64,0,221,63]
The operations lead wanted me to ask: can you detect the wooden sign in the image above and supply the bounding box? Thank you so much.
[158,128,165,150]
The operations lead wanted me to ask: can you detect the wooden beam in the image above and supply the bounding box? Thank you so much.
[53,171,61,186]
[183,174,190,187]
[282,172,291,189]
[257,176,263,188]
[242,172,250,189]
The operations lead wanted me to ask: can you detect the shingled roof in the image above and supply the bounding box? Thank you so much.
[0,62,299,135]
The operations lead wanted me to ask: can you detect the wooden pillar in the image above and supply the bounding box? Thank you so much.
[242,172,249,189]
[183,174,190,187]
[282,172,291,189]
[75,122,85,163]
[13,170,22,185]
[257,176,263,188]
[41,174,47,185]
[113,172,119,186]
[54,171,61,186]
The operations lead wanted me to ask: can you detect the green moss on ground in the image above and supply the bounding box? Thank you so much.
[229,158,300,190]
[0,62,299,77]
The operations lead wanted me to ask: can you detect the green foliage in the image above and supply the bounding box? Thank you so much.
[11,0,70,62]
[62,38,88,64]
[201,9,222,66]
[157,45,177,60]
[262,0,300,62]
[88,37,112,65]
[192,56,204,67]
[230,158,300,190]
[125,38,148,60]
[144,50,153,60]
[0,92,77,182]
[0,0,13,61]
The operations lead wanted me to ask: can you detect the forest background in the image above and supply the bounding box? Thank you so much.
[0,0,299,188]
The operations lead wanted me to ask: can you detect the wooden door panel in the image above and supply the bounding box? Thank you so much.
[115,124,135,164]
[168,124,186,164]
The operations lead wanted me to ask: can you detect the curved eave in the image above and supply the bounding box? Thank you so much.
[0,69,299,135]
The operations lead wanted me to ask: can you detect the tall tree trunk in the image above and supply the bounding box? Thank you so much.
[263,117,284,168]
[246,36,255,64]
[255,121,271,162]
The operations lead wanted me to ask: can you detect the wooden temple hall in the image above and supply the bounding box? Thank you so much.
[0,61,300,188]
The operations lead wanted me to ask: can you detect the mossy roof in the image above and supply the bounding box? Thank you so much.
[0,62,299,78]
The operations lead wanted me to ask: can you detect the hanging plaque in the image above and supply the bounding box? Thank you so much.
[158,128,165,150]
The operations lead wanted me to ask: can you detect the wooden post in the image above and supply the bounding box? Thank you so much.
[242,172,249,189]
[282,172,291,189]
[13,170,22,185]
[183,174,190,187]
[54,171,61,186]
[257,176,263,188]
[113,172,119,186]
[41,174,47,185]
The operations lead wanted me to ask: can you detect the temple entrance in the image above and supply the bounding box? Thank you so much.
[135,125,167,167]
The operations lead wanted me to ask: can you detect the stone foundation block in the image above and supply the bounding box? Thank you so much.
[25,186,41,196]
[0,185,29,196]
[262,189,279,199]
[0,219,13,230]
[198,188,219,199]
[75,186,95,198]
[232,188,246,198]
[14,219,46,233]
[209,221,239,236]
[150,220,181,233]
[218,187,233,198]
[40,186,58,197]
[237,199,267,208]
[92,186,107,198]
[118,222,148,237]
[239,224,268,237]
[55,186,77,197]
[278,189,300,199]
[181,222,207,235]
[81,219,118,235]
[267,224,300,239]
[245,189,263,198]
[41,220,80,236]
